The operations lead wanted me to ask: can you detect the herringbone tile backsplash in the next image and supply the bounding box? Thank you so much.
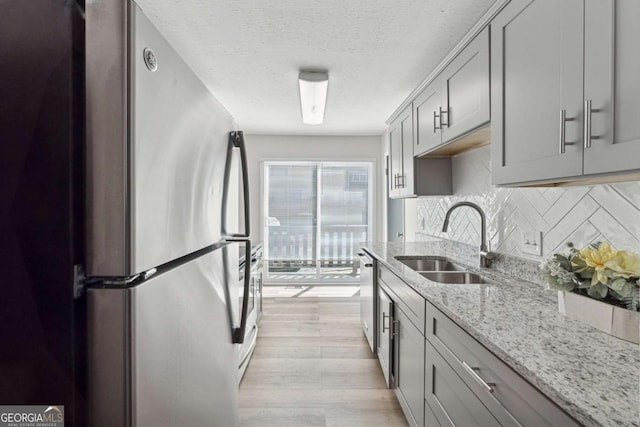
[416,146,640,260]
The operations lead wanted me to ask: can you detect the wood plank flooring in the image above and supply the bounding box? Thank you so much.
[239,295,409,427]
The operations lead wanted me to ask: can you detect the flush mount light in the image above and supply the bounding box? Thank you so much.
[298,71,328,125]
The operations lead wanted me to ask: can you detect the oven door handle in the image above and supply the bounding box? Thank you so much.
[233,241,252,343]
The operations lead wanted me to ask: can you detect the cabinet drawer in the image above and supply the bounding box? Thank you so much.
[378,265,425,334]
[425,339,499,427]
[426,302,580,427]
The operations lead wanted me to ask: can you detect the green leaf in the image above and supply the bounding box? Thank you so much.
[587,283,608,299]
[610,279,634,298]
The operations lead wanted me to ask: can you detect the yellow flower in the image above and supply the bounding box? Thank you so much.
[605,250,640,279]
[578,242,619,285]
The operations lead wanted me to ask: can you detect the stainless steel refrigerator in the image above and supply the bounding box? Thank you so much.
[85,1,250,426]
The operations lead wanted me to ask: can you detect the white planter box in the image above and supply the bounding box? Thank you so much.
[558,291,640,344]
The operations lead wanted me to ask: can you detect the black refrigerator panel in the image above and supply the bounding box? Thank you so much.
[0,0,85,425]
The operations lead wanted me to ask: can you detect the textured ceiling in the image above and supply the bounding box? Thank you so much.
[135,0,495,136]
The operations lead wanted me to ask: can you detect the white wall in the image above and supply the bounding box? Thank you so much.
[245,135,385,243]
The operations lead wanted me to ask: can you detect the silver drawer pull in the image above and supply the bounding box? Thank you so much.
[462,361,495,394]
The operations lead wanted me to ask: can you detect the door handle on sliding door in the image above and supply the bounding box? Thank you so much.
[224,131,251,240]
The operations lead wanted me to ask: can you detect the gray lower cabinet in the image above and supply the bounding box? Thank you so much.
[373,263,579,426]
[395,307,425,427]
[426,301,580,427]
[377,286,393,388]
[425,340,499,427]
[492,0,640,186]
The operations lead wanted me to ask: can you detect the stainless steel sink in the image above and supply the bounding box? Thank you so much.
[395,256,466,272]
[419,271,495,285]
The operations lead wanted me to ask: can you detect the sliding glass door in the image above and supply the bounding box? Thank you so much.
[263,161,373,284]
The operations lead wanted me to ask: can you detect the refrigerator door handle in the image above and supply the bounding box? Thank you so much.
[233,241,252,343]
[224,131,251,240]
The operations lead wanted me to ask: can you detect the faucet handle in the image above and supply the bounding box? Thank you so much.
[479,250,496,268]
[481,250,496,259]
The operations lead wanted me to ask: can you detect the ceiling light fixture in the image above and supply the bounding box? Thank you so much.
[298,71,328,125]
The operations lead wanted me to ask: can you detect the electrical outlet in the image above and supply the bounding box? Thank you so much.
[521,231,543,256]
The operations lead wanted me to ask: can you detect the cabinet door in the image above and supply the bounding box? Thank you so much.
[389,119,402,198]
[414,78,443,156]
[395,308,424,427]
[441,27,490,144]
[425,341,499,427]
[583,0,640,175]
[398,105,415,197]
[491,0,584,185]
[377,287,393,388]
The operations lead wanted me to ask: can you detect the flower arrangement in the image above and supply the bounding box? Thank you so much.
[540,242,640,311]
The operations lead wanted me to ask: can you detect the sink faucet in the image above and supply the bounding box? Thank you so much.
[442,201,496,268]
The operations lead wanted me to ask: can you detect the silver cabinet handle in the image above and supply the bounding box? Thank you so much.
[398,174,405,188]
[433,110,440,132]
[382,312,391,332]
[559,109,575,154]
[584,100,592,149]
[462,361,496,394]
[439,106,449,127]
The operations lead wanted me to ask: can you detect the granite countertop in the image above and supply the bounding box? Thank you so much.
[361,241,639,427]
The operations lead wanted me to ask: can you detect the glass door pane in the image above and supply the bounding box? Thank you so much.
[319,163,371,281]
[264,163,317,281]
[263,161,373,284]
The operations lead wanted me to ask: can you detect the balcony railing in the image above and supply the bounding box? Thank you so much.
[267,224,367,273]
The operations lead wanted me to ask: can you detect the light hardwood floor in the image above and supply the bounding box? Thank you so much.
[239,294,409,427]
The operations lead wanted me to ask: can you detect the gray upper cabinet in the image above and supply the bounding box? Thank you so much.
[492,0,640,186]
[389,105,453,199]
[491,0,584,185]
[440,26,490,145]
[583,0,640,176]
[414,27,490,158]
[399,106,416,198]
[388,105,414,198]
[389,116,404,199]
[414,78,443,156]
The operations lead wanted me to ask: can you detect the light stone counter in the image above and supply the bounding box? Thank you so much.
[361,241,639,427]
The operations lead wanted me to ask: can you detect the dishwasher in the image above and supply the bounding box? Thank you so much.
[357,250,377,352]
